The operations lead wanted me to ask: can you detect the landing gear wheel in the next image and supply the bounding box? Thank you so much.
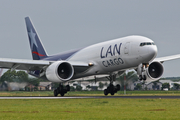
[66,85,70,91]
[143,75,146,80]
[59,85,63,91]
[110,92,114,95]
[54,89,58,97]
[60,92,64,97]
[139,75,142,80]
[116,84,120,91]
[54,83,70,97]
[104,89,108,96]
[104,74,121,96]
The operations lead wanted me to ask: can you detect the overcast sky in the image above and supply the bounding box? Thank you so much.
[0,1,180,77]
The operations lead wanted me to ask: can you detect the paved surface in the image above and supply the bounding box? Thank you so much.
[0,96,180,99]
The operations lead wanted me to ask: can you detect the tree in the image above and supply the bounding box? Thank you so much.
[104,82,108,86]
[28,78,40,87]
[70,86,75,91]
[0,70,17,83]
[161,83,170,90]
[174,83,180,90]
[76,85,82,91]
[127,71,138,80]
[0,70,29,83]
[86,85,91,89]
[135,83,142,90]
[99,82,104,90]
[16,71,28,82]
[0,70,40,87]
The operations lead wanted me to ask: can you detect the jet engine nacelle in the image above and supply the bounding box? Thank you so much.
[137,61,164,82]
[45,61,74,82]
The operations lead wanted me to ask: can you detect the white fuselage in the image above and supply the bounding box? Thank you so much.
[68,35,157,79]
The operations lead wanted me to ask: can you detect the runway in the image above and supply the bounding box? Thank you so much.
[1,96,180,99]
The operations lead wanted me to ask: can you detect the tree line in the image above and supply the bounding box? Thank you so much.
[0,70,42,87]
[1,70,180,91]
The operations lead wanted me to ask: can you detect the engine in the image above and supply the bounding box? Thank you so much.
[45,61,74,82]
[137,61,164,82]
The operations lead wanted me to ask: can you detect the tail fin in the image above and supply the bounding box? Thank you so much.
[25,17,48,60]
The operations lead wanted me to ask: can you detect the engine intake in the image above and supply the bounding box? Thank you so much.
[137,61,164,82]
[46,61,74,82]
[147,62,163,79]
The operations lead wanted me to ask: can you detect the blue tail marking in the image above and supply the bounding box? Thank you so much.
[25,17,48,60]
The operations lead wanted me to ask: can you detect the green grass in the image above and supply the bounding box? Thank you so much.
[0,98,180,120]
[121,90,180,95]
[1,90,180,96]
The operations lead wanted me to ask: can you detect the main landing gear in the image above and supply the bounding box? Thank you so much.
[104,74,121,96]
[54,84,70,97]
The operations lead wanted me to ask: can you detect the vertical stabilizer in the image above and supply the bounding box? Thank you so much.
[25,17,48,60]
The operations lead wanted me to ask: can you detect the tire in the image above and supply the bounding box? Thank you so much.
[66,85,70,91]
[104,89,108,96]
[116,84,120,91]
[139,75,142,80]
[114,89,117,93]
[54,89,58,97]
[59,85,63,91]
[143,75,147,80]
[60,92,64,97]
[110,92,114,95]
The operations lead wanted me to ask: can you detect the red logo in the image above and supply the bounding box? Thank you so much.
[32,51,45,56]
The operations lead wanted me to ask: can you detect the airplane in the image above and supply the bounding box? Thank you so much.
[1,17,180,96]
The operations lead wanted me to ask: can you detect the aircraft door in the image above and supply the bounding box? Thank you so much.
[124,42,130,55]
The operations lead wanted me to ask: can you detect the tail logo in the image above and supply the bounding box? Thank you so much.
[32,51,45,56]
[28,29,38,49]
[28,29,45,57]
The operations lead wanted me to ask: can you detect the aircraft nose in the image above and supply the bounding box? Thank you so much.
[148,45,157,61]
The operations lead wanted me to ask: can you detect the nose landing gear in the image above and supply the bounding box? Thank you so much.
[139,63,149,81]
[139,75,147,81]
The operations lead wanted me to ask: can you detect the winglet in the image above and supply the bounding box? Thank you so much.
[25,17,48,60]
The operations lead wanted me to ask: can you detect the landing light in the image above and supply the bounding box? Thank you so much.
[88,62,94,66]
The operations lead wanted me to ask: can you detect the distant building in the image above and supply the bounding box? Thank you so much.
[129,81,142,90]
[145,82,162,90]
[69,81,108,91]
[38,82,52,90]
[159,80,180,89]
[130,80,180,90]
[25,84,35,91]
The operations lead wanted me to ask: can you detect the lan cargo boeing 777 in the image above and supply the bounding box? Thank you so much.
[0,17,180,96]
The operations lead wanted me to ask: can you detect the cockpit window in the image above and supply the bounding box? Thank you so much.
[140,42,155,46]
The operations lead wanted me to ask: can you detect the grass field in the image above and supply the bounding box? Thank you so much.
[1,91,180,119]
[0,98,180,120]
[1,90,180,96]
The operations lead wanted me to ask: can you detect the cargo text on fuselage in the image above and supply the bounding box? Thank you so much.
[100,43,124,67]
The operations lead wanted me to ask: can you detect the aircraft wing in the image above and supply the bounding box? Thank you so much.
[0,58,50,71]
[0,58,90,72]
[154,54,180,63]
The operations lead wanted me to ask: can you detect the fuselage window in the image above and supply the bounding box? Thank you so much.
[140,42,155,46]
